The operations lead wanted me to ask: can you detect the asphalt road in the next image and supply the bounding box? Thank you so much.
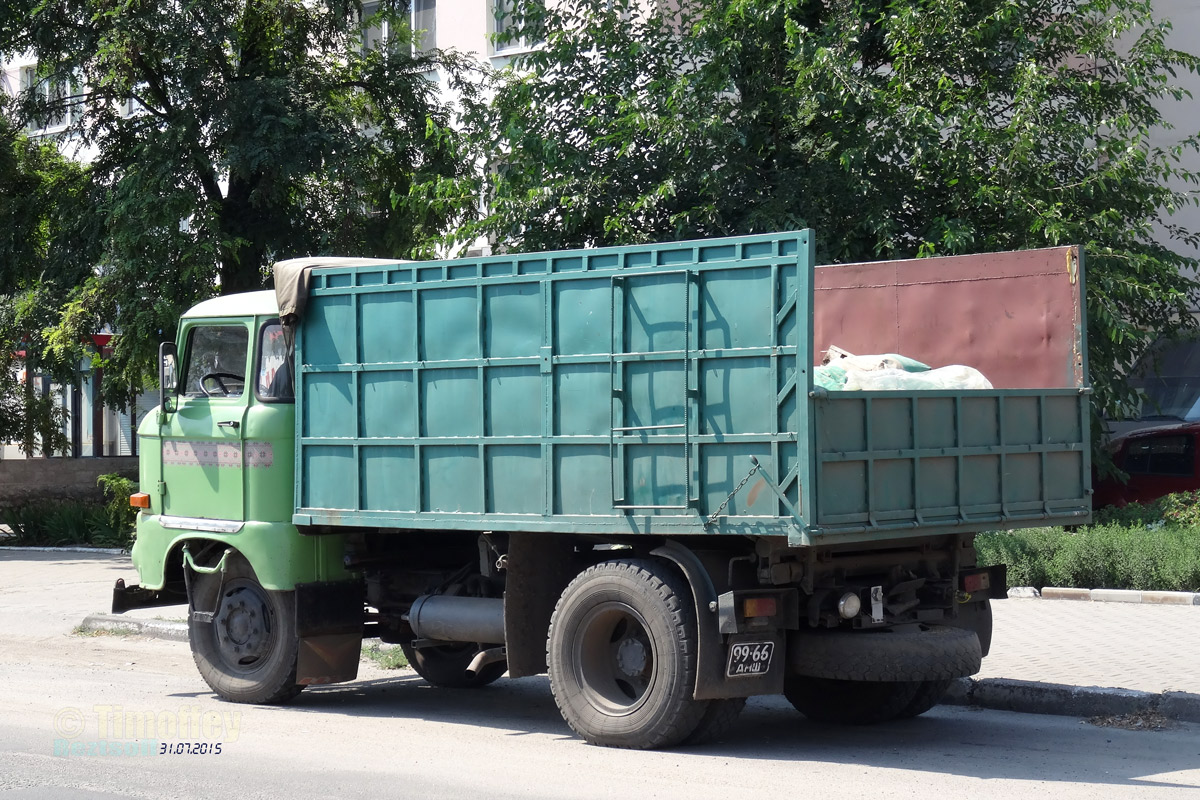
[2,551,1199,799]
[2,632,1199,800]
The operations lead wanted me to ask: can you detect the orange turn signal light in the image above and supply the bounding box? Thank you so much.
[129,493,150,509]
[743,597,777,618]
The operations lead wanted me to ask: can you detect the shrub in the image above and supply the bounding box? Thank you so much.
[977,523,1200,592]
[0,475,136,550]
[1160,491,1200,528]
[1091,499,1165,528]
[95,472,137,549]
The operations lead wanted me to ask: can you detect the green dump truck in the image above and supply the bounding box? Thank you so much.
[114,229,1091,749]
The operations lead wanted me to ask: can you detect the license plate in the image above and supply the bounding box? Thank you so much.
[726,641,774,678]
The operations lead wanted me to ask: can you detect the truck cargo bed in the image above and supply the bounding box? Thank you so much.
[288,230,1090,543]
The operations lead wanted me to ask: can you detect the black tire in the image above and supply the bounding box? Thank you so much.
[547,558,709,749]
[189,552,303,704]
[784,676,921,725]
[399,642,508,688]
[895,679,952,719]
[684,698,747,745]
[788,625,982,682]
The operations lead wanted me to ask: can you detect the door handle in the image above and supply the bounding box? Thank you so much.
[217,420,240,430]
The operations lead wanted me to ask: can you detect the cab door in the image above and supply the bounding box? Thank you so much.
[160,320,251,522]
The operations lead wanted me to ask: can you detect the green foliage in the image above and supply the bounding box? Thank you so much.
[0,106,97,454]
[976,523,1200,592]
[361,641,410,670]
[0,500,119,548]
[1159,490,1200,528]
[97,472,138,549]
[471,0,1200,428]
[1091,499,1167,528]
[1,1,486,412]
[0,473,136,549]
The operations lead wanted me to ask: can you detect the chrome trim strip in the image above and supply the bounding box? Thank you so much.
[159,516,244,534]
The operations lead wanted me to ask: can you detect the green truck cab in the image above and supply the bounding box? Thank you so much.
[115,230,1091,749]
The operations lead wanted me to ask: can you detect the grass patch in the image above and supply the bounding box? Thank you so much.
[73,624,139,637]
[361,641,409,670]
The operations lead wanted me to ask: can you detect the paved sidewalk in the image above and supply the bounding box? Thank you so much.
[982,598,1200,696]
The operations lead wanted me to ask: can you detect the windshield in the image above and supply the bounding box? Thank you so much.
[183,325,249,398]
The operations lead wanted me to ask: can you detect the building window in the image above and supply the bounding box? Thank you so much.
[21,66,84,132]
[361,0,436,55]
[493,0,542,53]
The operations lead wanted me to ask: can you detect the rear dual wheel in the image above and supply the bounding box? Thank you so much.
[399,642,508,688]
[784,677,952,725]
[547,558,742,749]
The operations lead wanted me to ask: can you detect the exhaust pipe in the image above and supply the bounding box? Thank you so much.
[406,595,505,645]
[466,647,507,676]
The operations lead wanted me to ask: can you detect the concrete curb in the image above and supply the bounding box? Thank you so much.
[1011,587,1200,605]
[945,677,1200,723]
[80,613,189,642]
[0,545,127,555]
[81,611,1200,726]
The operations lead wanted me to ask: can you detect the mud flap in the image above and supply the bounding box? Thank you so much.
[295,580,363,686]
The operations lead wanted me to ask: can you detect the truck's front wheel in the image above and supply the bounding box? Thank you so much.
[547,558,709,749]
[189,552,303,705]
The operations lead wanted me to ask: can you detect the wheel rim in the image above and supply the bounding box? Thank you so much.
[572,601,657,716]
[213,578,275,673]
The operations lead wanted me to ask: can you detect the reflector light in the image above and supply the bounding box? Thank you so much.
[129,493,150,509]
[743,597,777,618]
[962,572,991,593]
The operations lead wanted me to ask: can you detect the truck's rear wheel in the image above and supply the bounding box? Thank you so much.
[896,679,952,719]
[189,553,303,704]
[547,558,709,749]
[784,677,922,725]
[399,642,507,688]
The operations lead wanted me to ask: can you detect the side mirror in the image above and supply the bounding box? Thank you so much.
[159,341,178,414]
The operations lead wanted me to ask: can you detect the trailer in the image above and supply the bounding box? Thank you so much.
[117,229,1090,748]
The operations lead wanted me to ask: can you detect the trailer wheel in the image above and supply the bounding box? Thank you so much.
[784,677,921,725]
[189,553,303,704]
[399,642,507,688]
[547,558,709,749]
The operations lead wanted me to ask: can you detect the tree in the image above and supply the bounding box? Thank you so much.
[468,0,1200,425]
[0,103,96,454]
[1,0,484,408]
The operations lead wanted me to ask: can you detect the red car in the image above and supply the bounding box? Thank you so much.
[1093,421,1200,508]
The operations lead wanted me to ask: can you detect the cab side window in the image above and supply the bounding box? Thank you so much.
[256,320,294,402]
[183,325,249,398]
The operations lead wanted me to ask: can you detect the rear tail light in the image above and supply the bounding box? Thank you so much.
[962,572,991,593]
[743,597,777,618]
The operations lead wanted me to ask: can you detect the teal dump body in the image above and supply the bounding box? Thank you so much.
[291,230,1091,545]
